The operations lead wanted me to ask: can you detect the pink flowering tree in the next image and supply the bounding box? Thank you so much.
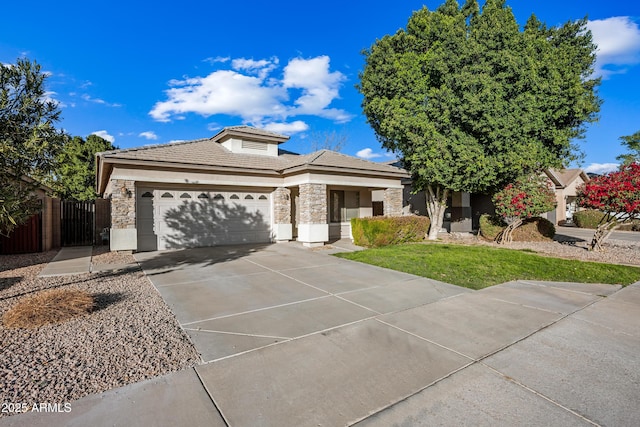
[492,175,557,244]
[577,162,640,251]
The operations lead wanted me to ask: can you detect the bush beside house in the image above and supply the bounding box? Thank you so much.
[351,216,430,248]
[479,214,555,242]
[573,209,640,231]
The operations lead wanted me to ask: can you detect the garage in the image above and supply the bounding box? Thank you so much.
[136,188,272,251]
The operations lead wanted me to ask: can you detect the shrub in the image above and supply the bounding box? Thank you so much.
[479,214,555,241]
[351,216,430,248]
[572,209,607,229]
[3,288,94,329]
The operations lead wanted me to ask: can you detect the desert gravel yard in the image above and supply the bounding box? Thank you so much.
[0,248,199,418]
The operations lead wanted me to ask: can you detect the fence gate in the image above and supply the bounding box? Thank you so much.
[61,200,95,246]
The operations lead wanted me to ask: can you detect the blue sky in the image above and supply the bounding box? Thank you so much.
[2,1,639,174]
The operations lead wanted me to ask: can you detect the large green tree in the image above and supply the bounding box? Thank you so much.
[358,0,601,239]
[616,130,640,166]
[0,58,66,236]
[52,134,116,200]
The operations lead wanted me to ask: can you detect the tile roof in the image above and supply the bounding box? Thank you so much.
[98,135,408,177]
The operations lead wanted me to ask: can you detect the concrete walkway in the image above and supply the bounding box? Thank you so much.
[38,246,93,276]
[6,243,639,426]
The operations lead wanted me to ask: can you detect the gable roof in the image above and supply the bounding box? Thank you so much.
[545,168,589,188]
[96,128,408,193]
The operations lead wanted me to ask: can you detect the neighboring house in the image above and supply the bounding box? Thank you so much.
[543,169,590,224]
[396,166,589,231]
[95,126,409,251]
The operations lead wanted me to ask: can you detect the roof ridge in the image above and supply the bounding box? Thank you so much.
[99,137,211,156]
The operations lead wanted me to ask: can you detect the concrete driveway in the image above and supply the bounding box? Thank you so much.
[6,242,639,426]
[133,242,638,426]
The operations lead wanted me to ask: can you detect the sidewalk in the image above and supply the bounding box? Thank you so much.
[37,246,139,277]
[38,246,92,277]
[2,279,638,426]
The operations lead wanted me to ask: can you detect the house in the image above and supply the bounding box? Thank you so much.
[95,126,409,251]
[397,167,589,232]
[543,168,590,224]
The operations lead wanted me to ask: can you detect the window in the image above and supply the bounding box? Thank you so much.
[141,192,154,198]
[213,194,224,200]
[161,192,173,198]
[180,193,191,198]
[329,190,360,223]
[244,195,254,200]
[258,195,268,200]
[230,194,240,200]
[198,193,209,199]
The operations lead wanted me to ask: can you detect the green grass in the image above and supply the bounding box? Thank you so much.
[334,243,640,290]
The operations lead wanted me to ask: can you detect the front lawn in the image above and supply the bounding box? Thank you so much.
[334,243,640,290]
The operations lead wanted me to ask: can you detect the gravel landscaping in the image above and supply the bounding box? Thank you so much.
[0,249,200,418]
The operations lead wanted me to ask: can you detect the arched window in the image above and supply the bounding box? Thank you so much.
[213,194,225,200]
[258,195,268,200]
[197,193,209,199]
[180,193,191,198]
[244,195,254,200]
[161,192,173,198]
[230,194,240,200]
[141,192,154,198]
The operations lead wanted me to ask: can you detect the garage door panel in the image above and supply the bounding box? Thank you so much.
[138,188,272,251]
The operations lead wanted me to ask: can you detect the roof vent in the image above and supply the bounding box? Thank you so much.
[242,140,268,151]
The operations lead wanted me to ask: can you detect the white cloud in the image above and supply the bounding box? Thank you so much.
[356,148,383,160]
[262,121,309,135]
[584,162,619,174]
[139,131,158,140]
[588,16,640,78]
[82,94,122,107]
[91,130,115,143]
[203,56,230,65]
[149,55,352,127]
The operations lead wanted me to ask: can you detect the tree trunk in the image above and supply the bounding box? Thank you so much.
[425,185,449,240]
[495,218,523,244]
[590,221,618,251]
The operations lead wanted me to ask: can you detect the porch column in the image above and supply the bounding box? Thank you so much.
[273,187,292,242]
[297,183,328,247]
[110,179,137,251]
[450,191,472,232]
[383,188,403,217]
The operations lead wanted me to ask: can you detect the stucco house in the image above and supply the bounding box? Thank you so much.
[543,168,590,224]
[96,126,409,251]
[398,167,589,231]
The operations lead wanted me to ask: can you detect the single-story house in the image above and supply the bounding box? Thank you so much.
[96,126,409,251]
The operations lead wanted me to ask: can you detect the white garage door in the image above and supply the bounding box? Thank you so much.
[136,188,272,251]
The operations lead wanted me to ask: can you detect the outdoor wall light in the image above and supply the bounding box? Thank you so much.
[120,185,132,198]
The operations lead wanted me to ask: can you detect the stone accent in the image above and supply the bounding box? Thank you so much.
[383,188,403,217]
[273,187,291,224]
[299,183,327,224]
[111,179,136,229]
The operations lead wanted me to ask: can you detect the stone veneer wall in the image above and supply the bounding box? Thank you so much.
[298,183,327,224]
[111,179,136,229]
[383,188,403,217]
[273,187,291,224]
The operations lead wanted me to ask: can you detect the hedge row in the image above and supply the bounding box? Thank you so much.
[573,209,640,231]
[479,214,555,241]
[351,216,430,248]
[572,210,607,229]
